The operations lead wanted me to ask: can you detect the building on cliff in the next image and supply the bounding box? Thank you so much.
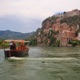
[54,9,80,18]
[36,9,80,47]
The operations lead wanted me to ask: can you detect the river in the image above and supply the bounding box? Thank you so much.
[0,46,80,80]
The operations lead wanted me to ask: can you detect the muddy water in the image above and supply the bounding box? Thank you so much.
[0,47,80,80]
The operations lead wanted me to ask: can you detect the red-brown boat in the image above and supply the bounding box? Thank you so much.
[4,49,29,58]
[4,39,29,58]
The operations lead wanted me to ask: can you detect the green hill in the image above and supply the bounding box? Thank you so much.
[0,30,35,39]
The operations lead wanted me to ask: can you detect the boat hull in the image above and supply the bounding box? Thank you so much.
[4,49,29,58]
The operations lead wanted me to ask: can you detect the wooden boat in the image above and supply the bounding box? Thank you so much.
[4,39,29,58]
[4,49,29,58]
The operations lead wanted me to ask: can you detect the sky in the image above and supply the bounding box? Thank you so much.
[0,0,80,33]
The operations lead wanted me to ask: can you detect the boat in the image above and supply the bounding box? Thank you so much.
[4,49,29,58]
[4,39,29,58]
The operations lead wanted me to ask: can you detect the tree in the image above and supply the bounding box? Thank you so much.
[56,40,60,47]
[29,38,37,46]
[71,40,77,47]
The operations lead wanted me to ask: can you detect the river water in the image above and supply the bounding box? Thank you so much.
[0,47,80,80]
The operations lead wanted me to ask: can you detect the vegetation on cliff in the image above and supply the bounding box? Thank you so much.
[60,15,80,26]
[34,9,80,47]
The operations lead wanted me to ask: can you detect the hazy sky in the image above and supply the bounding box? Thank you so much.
[0,0,80,33]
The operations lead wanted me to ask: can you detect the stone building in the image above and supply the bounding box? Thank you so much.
[37,9,80,46]
[54,9,80,18]
[52,18,78,46]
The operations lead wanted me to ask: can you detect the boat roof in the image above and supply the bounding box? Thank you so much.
[4,39,30,43]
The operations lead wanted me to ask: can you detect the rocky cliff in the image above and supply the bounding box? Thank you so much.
[36,9,80,46]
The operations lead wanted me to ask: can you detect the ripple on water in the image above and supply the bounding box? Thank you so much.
[0,47,80,80]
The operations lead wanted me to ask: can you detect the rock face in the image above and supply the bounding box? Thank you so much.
[54,9,80,18]
[36,9,80,46]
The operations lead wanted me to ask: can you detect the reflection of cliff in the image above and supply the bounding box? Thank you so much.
[36,9,80,47]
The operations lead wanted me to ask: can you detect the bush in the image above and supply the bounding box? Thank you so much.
[56,40,60,47]
[29,38,37,46]
[71,40,77,47]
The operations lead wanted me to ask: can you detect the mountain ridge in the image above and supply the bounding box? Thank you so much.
[0,30,35,39]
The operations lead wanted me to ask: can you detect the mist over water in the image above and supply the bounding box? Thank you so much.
[0,47,80,80]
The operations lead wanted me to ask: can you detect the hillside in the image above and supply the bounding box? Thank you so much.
[0,30,35,39]
[35,9,80,47]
